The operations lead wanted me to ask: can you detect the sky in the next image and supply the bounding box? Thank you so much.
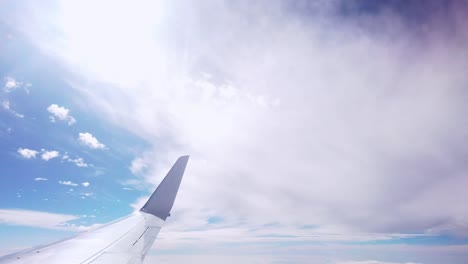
[1,0,468,263]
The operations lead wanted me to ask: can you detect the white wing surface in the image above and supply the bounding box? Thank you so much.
[0,155,189,264]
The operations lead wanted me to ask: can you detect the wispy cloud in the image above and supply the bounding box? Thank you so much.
[0,209,77,230]
[129,157,148,175]
[2,100,24,118]
[2,101,8,109]
[17,148,38,159]
[78,132,105,149]
[47,104,76,125]
[58,181,78,187]
[67,157,89,167]
[0,209,97,231]
[81,182,90,187]
[34,177,48,181]
[61,152,91,167]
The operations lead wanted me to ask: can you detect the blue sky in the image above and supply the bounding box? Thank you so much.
[1,1,468,263]
[0,44,148,222]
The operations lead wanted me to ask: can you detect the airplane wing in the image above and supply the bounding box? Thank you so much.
[0,155,189,264]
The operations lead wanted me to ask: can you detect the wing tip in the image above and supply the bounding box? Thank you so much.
[140,155,189,220]
[179,155,190,161]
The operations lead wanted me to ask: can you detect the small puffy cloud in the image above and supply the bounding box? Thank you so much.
[4,77,19,92]
[78,132,105,149]
[34,177,48,181]
[17,148,38,159]
[58,181,78,186]
[41,150,60,161]
[61,152,90,167]
[81,182,90,187]
[47,104,76,125]
[3,77,31,93]
[67,157,89,167]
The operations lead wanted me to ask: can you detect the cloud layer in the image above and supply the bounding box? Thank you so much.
[14,0,468,259]
[0,209,77,230]
[45,0,468,237]
[0,209,99,232]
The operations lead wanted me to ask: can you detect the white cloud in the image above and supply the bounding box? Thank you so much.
[3,77,31,93]
[81,182,90,187]
[17,148,38,159]
[35,0,468,239]
[16,0,468,260]
[2,100,9,110]
[4,77,19,90]
[67,157,89,167]
[78,132,105,149]
[3,77,20,92]
[58,180,78,187]
[129,157,148,175]
[145,244,465,264]
[60,1,468,237]
[47,104,76,125]
[17,148,90,168]
[41,150,60,161]
[0,209,77,230]
[2,100,24,118]
[34,177,48,181]
[61,153,90,167]
[0,209,98,232]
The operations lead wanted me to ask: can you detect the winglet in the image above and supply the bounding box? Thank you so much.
[140,155,189,220]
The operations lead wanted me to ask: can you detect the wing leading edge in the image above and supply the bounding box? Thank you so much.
[0,156,189,264]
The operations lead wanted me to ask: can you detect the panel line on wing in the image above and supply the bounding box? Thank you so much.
[80,219,145,264]
[132,227,149,246]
